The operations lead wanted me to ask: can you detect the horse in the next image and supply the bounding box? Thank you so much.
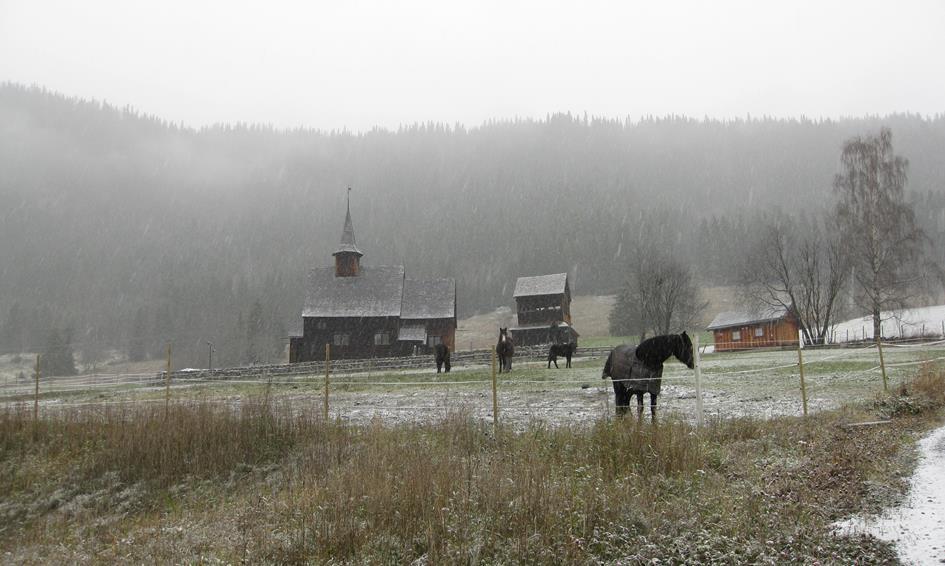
[496,327,514,373]
[434,343,451,373]
[547,342,575,368]
[601,332,694,418]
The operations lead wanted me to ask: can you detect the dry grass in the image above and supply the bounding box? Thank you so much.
[2,367,944,563]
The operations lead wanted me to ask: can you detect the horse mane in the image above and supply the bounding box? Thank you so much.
[634,334,681,368]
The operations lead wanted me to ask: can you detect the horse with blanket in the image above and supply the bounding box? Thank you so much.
[601,332,694,418]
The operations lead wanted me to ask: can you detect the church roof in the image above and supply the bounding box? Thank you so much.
[332,206,363,256]
[304,266,405,318]
[513,273,569,298]
[402,278,456,320]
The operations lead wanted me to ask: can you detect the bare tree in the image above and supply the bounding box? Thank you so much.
[833,128,927,338]
[740,214,848,345]
[610,249,706,341]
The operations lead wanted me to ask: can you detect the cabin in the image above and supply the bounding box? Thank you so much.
[288,202,456,362]
[509,273,578,346]
[707,306,799,352]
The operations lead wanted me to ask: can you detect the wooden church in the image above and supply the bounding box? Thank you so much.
[289,200,456,362]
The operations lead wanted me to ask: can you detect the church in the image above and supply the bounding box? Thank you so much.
[289,201,456,362]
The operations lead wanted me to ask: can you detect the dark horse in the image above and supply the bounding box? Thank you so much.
[496,327,514,373]
[601,332,694,418]
[547,343,575,368]
[434,343,451,373]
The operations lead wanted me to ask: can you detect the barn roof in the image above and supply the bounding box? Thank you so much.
[513,273,569,298]
[303,266,405,318]
[707,305,790,330]
[402,278,456,320]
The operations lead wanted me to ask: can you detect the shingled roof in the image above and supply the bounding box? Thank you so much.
[513,273,569,298]
[707,305,790,330]
[402,278,456,320]
[303,266,405,318]
[332,206,363,256]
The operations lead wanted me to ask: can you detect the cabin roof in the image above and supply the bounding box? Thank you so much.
[513,273,569,298]
[402,278,456,320]
[303,266,405,318]
[707,305,790,330]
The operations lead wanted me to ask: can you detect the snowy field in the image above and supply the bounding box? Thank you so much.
[830,305,945,342]
[4,339,943,428]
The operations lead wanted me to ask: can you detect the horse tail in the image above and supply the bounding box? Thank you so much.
[602,349,613,379]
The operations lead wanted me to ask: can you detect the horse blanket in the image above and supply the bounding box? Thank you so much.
[607,344,663,396]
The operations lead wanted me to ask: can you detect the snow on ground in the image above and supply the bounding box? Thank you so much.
[834,424,945,564]
[831,305,945,342]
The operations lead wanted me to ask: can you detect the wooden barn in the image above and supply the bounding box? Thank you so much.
[707,306,799,352]
[288,203,456,362]
[509,273,578,346]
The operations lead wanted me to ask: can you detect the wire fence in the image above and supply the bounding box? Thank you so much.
[3,337,944,426]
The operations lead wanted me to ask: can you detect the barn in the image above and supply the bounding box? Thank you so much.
[288,203,456,362]
[509,273,578,346]
[707,306,799,352]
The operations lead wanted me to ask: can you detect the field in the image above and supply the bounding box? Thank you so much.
[4,339,943,428]
[3,338,945,563]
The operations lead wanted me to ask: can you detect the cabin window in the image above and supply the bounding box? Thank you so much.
[316,321,327,330]
[731,330,741,341]
[754,327,764,337]
[428,336,442,347]
[333,333,349,346]
[374,332,390,346]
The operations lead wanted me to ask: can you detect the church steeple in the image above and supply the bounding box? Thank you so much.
[332,188,363,277]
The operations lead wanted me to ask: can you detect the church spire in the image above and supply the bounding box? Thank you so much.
[333,187,362,276]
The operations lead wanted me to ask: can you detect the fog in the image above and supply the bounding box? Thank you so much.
[2,0,944,131]
[1,2,944,368]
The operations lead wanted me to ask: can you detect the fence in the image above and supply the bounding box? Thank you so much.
[3,338,944,427]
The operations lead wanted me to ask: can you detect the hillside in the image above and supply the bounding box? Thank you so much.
[3,83,945,367]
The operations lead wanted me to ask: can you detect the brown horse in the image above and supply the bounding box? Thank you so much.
[496,327,514,373]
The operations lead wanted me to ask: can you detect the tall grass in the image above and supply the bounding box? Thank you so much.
[4,366,942,562]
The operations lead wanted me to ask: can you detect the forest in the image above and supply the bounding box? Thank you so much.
[2,83,944,369]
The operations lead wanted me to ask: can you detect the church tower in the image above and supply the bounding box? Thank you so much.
[332,189,362,277]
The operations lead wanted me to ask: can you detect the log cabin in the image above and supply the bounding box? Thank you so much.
[707,306,799,352]
[509,273,578,346]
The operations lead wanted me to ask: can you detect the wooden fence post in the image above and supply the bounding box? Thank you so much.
[33,354,41,421]
[876,336,888,393]
[164,343,171,420]
[797,339,808,418]
[491,347,499,430]
[693,334,704,427]
[324,343,331,421]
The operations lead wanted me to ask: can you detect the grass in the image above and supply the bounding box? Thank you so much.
[2,367,944,563]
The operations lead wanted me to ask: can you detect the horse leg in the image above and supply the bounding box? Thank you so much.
[436,359,442,373]
[650,393,658,421]
[566,351,572,368]
[635,392,644,418]
[614,381,628,416]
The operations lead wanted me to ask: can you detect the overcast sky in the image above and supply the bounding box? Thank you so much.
[2,0,944,131]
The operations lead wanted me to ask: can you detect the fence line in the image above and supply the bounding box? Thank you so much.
[8,339,945,422]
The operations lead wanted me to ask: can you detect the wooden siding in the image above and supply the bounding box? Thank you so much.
[290,316,457,361]
[515,293,571,326]
[712,317,799,352]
